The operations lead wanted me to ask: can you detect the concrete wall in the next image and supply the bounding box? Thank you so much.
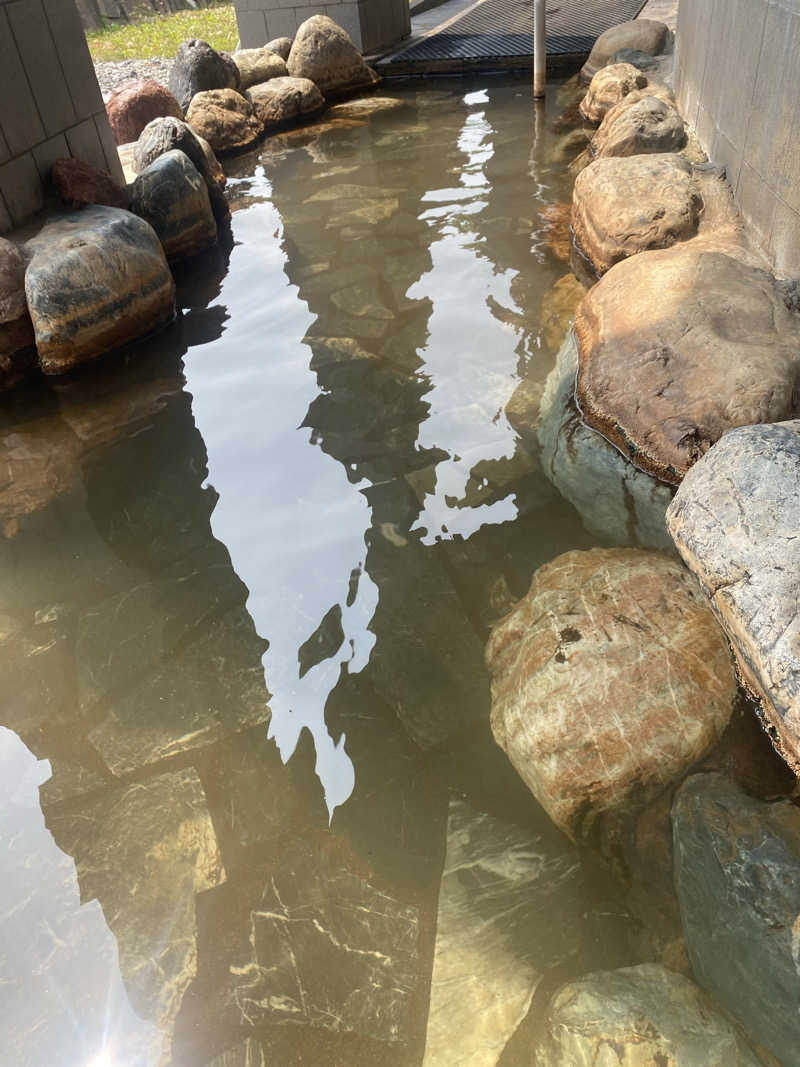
[675,0,800,275]
[0,0,123,233]
[236,0,410,55]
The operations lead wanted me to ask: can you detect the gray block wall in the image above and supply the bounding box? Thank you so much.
[236,0,410,56]
[675,0,800,276]
[0,0,124,233]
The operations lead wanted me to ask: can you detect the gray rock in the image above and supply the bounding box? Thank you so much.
[424,796,583,1067]
[247,75,324,130]
[168,38,240,112]
[24,207,174,375]
[265,36,292,61]
[673,772,800,1065]
[536,963,762,1065]
[612,46,664,71]
[287,14,379,97]
[131,149,217,261]
[667,421,800,770]
[133,116,229,224]
[231,46,287,91]
[0,237,35,390]
[537,331,674,549]
[581,19,670,82]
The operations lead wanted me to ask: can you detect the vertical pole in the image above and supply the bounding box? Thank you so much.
[533,0,546,98]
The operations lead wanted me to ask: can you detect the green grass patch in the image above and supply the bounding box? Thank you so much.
[86,3,238,62]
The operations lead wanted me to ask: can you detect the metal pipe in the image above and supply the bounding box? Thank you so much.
[533,0,546,98]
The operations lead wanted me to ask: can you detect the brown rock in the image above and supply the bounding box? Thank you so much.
[581,19,671,82]
[540,273,585,352]
[572,154,701,276]
[248,75,324,130]
[185,88,263,155]
[328,95,405,120]
[266,36,293,61]
[287,14,379,97]
[591,95,686,159]
[535,202,572,261]
[50,157,128,210]
[106,79,183,146]
[579,63,648,124]
[0,238,35,389]
[575,244,800,484]
[232,46,288,90]
[486,547,736,840]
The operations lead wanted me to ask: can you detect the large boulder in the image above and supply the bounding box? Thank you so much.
[536,332,674,549]
[24,207,175,374]
[168,38,240,112]
[591,95,686,159]
[0,238,35,389]
[247,76,324,130]
[536,963,762,1065]
[572,154,702,276]
[232,46,287,90]
[287,15,378,97]
[133,115,229,223]
[486,548,736,841]
[667,421,800,771]
[106,79,183,146]
[579,63,648,124]
[130,149,216,262]
[50,158,128,210]
[581,19,670,82]
[575,245,800,484]
[185,88,263,155]
[673,772,800,1065]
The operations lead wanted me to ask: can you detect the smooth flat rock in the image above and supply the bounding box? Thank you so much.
[24,207,175,374]
[328,96,405,120]
[581,19,670,81]
[579,63,648,124]
[50,157,128,210]
[591,95,686,159]
[673,772,800,1065]
[247,75,323,130]
[572,154,701,276]
[106,78,183,146]
[537,963,762,1065]
[0,238,34,390]
[486,547,736,840]
[667,421,800,771]
[424,796,583,1067]
[134,115,229,224]
[575,245,800,484]
[287,14,379,97]
[168,38,240,112]
[232,46,287,90]
[185,88,263,155]
[131,149,216,261]
[537,332,674,549]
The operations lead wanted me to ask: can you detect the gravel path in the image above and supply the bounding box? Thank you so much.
[94,57,172,99]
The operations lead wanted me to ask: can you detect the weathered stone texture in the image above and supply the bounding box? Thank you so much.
[131,149,217,262]
[186,89,263,155]
[247,76,324,130]
[106,79,183,146]
[287,15,379,97]
[232,47,287,90]
[168,38,240,112]
[581,19,670,81]
[579,63,648,124]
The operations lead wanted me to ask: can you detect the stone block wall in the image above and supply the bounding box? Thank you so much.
[0,0,124,233]
[675,0,800,276]
[235,0,410,56]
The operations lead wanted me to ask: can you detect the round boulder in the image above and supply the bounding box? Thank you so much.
[232,47,288,90]
[106,79,183,146]
[486,547,736,841]
[130,149,216,262]
[248,75,324,130]
[24,207,175,374]
[572,154,702,276]
[50,158,128,209]
[591,95,686,159]
[579,63,648,124]
[134,115,229,224]
[575,244,800,484]
[0,238,35,389]
[581,19,670,82]
[185,88,263,155]
[168,38,240,112]
[265,36,293,61]
[287,14,379,97]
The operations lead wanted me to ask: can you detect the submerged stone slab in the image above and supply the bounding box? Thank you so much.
[581,19,670,82]
[486,548,736,840]
[575,245,800,484]
[667,421,800,771]
[24,207,175,374]
[591,95,686,159]
[131,149,217,262]
[538,963,762,1066]
[579,63,648,124]
[423,796,583,1067]
[328,96,406,120]
[673,772,800,1065]
[287,15,378,97]
[247,76,323,130]
[186,89,263,155]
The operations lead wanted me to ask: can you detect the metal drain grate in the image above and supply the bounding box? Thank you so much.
[388,0,648,63]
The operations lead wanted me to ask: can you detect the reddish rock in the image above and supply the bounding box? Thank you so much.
[51,158,129,210]
[106,79,183,146]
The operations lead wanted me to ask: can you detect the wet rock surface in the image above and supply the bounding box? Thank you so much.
[50,157,129,210]
[131,149,217,262]
[487,547,737,840]
[168,38,240,112]
[575,245,800,484]
[133,116,229,224]
[673,773,800,1065]
[248,76,324,130]
[0,238,35,390]
[581,18,670,82]
[591,95,686,159]
[287,15,379,97]
[667,421,800,771]
[579,63,648,124]
[536,963,762,1065]
[24,207,175,374]
[232,46,287,90]
[106,78,183,146]
[186,89,264,155]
